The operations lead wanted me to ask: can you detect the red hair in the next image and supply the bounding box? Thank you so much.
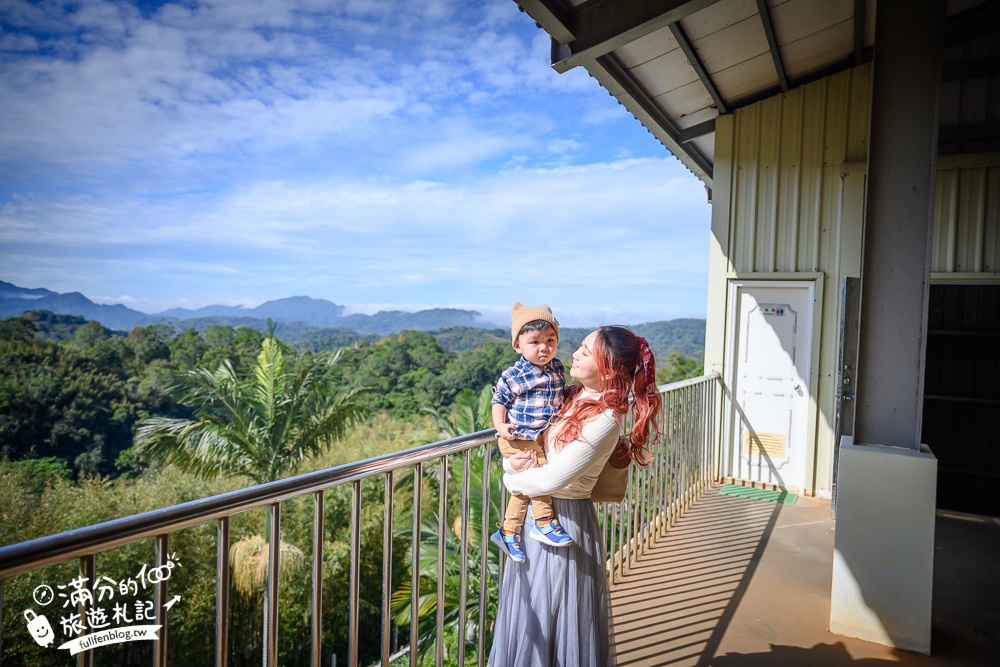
[551,326,662,465]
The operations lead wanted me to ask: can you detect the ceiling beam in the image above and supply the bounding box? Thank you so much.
[756,0,789,91]
[677,118,717,144]
[545,0,723,73]
[939,124,1000,144]
[852,0,865,65]
[669,21,729,114]
[593,53,715,182]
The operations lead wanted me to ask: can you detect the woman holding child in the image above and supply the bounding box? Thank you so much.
[488,322,662,667]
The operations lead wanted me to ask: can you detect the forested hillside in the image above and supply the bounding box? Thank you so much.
[1,310,704,480]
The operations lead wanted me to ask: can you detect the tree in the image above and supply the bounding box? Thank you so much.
[0,316,37,342]
[128,324,174,365]
[168,327,207,370]
[70,320,109,349]
[134,336,368,485]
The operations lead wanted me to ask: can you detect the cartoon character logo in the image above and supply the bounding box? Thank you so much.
[24,609,55,647]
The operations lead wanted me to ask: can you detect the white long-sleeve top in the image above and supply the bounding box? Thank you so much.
[502,407,622,500]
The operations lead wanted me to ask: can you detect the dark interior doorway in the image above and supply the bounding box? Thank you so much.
[922,283,1000,517]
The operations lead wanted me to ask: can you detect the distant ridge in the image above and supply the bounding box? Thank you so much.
[0,280,495,335]
[0,281,706,360]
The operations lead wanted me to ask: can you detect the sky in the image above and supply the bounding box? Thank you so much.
[0,0,712,328]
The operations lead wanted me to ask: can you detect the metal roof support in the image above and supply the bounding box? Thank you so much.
[668,21,729,114]
[756,0,789,91]
[538,0,723,73]
[594,54,715,181]
[677,118,717,143]
[853,0,865,65]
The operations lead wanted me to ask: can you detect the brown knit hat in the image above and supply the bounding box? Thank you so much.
[510,302,559,347]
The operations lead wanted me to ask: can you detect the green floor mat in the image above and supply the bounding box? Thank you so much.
[719,484,797,504]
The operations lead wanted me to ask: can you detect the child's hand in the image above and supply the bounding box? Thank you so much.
[496,423,517,441]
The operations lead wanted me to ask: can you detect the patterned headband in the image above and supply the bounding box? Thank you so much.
[638,336,656,387]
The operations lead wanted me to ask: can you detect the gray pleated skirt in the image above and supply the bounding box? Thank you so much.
[488,497,616,667]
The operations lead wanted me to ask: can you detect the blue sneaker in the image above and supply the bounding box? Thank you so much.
[490,529,526,563]
[529,517,573,547]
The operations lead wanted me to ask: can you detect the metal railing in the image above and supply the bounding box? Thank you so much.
[601,373,720,583]
[0,374,720,667]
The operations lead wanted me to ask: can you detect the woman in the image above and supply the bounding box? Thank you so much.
[488,325,662,667]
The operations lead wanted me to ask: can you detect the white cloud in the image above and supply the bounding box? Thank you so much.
[0,0,711,325]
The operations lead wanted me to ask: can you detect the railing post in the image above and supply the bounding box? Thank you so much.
[381,471,395,667]
[435,456,448,667]
[264,504,280,667]
[312,491,324,667]
[153,535,168,667]
[410,462,422,667]
[216,517,230,667]
[349,481,362,667]
[457,451,471,667]
[477,445,491,666]
[80,554,95,667]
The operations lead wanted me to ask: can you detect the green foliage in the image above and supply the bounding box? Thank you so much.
[422,385,493,441]
[135,337,369,485]
[633,319,706,362]
[656,352,705,385]
[0,316,38,342]
[0,338,143,477]
[19,310,98,341]
[428,326,508,352]
[337,332,515,419]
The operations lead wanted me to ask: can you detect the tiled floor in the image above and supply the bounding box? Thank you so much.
[610,487,1000,666]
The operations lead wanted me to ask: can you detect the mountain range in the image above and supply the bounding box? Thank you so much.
[0,280,706,359]
[0,280,492,334]
[0,280,705,359]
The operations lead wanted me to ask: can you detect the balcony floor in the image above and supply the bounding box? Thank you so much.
[610,485,1000,666]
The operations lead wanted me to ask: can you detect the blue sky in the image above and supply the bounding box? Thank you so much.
[0,0,712,328]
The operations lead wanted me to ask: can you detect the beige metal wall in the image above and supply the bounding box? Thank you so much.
[706,64,872,496]
[933,154,1000,275]
[706,62,1000,495]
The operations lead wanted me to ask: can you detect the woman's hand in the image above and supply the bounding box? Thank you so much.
[508,450,539,473]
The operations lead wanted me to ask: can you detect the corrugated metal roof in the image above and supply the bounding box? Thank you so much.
[515,0,1000,189]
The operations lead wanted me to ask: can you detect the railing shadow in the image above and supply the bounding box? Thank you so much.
[611,486,783,667]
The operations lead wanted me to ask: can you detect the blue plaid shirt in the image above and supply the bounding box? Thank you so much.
[492,357,565,441]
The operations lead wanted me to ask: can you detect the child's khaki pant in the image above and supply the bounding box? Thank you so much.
[498,436,553,533]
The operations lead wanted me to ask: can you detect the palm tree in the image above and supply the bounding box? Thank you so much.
[421,384,494,440]
[135,335,368,485]
[135,335,368,604]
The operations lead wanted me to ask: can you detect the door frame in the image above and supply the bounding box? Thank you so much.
[723,273,824,494]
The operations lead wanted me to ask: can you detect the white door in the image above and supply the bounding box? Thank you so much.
[726,281,815,491]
